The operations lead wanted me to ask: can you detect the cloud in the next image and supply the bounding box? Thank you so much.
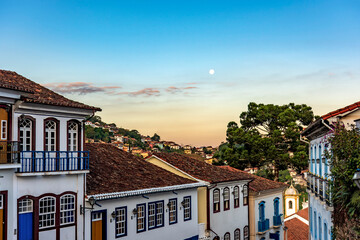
[166,86,197,94]
[118,88,161,97]
[44,82,121,95]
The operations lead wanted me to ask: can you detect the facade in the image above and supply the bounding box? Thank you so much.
[284,184,300,218]
[84,143,204,240]
[301,101,360,240]
[0,70,100,240]
[220,166,287,240]
[145,153,253,240]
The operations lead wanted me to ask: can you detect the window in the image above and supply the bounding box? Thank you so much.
[68,121,79,151]
[259,201,265,222]
[39,196,56,229]
[148,203,156,229]
[60,194,75,225]
[18,199,33,213]
[314,211,317,239]
[233,186,240,208]
[45,120,57,151]
[156,202,163,227]
[148,201,164,229]
[115,207,127,237]
[243,185,248,205]
[19,118,33,151]
[1,120,7,140]
[234,228,240,240]
[310,207,312,234]
[289,200,293,209]
[244,225,249,240]
[223,187,230,210]
[319,216,322,240]
[168,199,177,224]
[274,197,280,216]
[319,145,322,176]
[324,222,328,240]
[213,189,220,213]
[224,232,230,240]
[183,196,191,221]
[136,204,146,232]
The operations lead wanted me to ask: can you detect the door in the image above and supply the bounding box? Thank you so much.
[0,108,8,164]
[18,199,33,240]
[92,211,106,240]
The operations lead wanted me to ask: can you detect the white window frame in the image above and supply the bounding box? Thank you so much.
[148,203,156,229]
[213,189,220,212]
[19,118,32,151]
[137,204,145,232]
[68,122,78,151]
[18,199,33,213]
[115,207,126,237]
[60,194,75,225]
[223,187,230,210]
[156,201,163,227]
[169,199,177,224]
[183,197,191,221]
[39,196,56,229]
[45,120,57,151]
[234,186,240,207]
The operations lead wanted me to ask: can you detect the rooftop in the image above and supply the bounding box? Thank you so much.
[149,153,253,183]
[0,70,101,111]
[85,143,196,195]
[218,165,287,192]
[285,208,309,240]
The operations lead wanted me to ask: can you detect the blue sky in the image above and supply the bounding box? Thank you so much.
[1,0,359,146]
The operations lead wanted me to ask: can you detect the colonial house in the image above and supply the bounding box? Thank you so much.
[84,143,204,240]
[145,153,253,240]
[300,101,360,240]
[0,70,101,240]
[219,166,287,240]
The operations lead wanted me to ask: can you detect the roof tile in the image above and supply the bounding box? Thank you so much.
[285,217,309,240]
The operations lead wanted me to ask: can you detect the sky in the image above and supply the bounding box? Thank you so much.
[1,0,360,146]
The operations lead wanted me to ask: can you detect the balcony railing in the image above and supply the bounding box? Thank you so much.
[18,151,89,173]
[273,215,282,227]
[0,141,20,164]
[258,219,270,232]
[319,180,324,201]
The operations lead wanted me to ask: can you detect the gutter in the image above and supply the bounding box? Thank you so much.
[321,119,333,131]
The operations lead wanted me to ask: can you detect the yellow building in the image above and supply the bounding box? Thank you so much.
[284,183,300,218]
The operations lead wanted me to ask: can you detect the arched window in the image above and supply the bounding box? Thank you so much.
[314,211,317,239]
[60,194,75,225]
[274,197,280,216]
[259,201,265,222]
[324,222,328,240]
[224,232,230,240]
[39,196,56,229]
[68,121,79,151]
[233,186,240,208]
[243,185,248,205]
[319,215,322,240]
[289,200,293,209]
[19,117,34,151]
[223,187,230,211]
[44,119,58,151]
[234,228,240,240]
[213,237,220,240]
[213,189,220,213]
[243,225,249,240]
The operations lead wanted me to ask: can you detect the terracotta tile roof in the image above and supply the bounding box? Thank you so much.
[285,217,309,240]
[85,143,196,195]
[218,165,287,192]
[0,70,101,111]
[149,153,253,183]
[296,208,309,220]
[321,100,360,120]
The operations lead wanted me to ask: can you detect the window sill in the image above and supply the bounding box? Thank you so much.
[16,170,89,176]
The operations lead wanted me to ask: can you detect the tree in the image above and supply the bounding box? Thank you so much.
[151,133,161,142]
[217,102,314,181]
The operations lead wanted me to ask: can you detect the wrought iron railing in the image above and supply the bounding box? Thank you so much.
[319,180,324,201]
[18,151,89,173]
[258,219,270,232]
[0,141,20,164]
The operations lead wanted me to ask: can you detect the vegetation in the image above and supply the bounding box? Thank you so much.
[85,125,112,143]
[214,102,314,181]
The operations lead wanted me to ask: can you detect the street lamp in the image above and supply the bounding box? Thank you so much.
[353,169,360,189]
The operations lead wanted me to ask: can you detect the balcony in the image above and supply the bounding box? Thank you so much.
[258,219,270,233]
[319,181,324,201]
[273,215,282,227]
[0,141,20,165]
[18,151,89,174]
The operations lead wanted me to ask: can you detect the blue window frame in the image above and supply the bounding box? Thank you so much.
[259,201,265,222]
[319,145,322,176]
[314,211,317,239]
[314,146,317,174]
[148,201,164,230]
[324,146,328,177]
[168,198,177,225]
[183,196,191,221]
[115,206,127,238]
[310,207,312,234]
[319,215,322,240]
[136,204,146,233]
[310,146,313,173]
[274,197,280,216]
[324,222,328,240]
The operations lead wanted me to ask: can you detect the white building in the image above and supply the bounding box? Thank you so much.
[301,101,360,240]
[84,143,204,240]
[0,70,100,240]
[145,153,253,240]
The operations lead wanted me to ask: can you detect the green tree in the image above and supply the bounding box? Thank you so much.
[218,102,314,181]
[151,133,161,142]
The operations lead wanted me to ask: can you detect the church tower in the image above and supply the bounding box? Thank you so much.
[284,183,300,217]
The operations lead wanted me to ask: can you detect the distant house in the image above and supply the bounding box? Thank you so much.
[85,143,204,240]
[183,145,192,150]
[184,149,192,155]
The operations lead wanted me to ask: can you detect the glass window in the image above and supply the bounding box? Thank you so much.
[137,204,145,232]
[289,200,293,209]
[319,216,322,240]
[169,199,177,224]
[60,194,75,225]
[213,189,220,213]
[243,185,248,205]
[156,202,163,227]
[324,222,327,240]
[224,232,230,240]
[244,225,249,240]
[148,201,164,229]
[183,196,191,221]
[19,118,33,151]
[68,122,78,151]
[234,186,240,208]
[45,120,57,151]
[234,228,240,240]
[148,203,156,229]
[18,199,33,213]
[39,196,56,229]
[115,207,127,237]
[223,187,230,210]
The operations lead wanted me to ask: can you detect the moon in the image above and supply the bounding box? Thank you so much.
[209,69,215,75]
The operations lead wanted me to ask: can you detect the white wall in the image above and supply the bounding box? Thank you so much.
[85,188,199,240]
[209,181,249,240]
[309,194,332,240]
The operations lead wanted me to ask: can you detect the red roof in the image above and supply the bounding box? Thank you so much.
[149,153,253,183]
[285,217,309,240]
[294,208,309,220]
[219,165,287,192]
[322,101,360,120]
[86,143,196,195]
[0,70,101,111]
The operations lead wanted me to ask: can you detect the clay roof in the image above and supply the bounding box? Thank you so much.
[322,101,360,120]
[0,70,101,111]
[219,165,287,192]
[285,217,309,240]
[149,153,253,183]
[85,143,196,195]
[295,208,309,220]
